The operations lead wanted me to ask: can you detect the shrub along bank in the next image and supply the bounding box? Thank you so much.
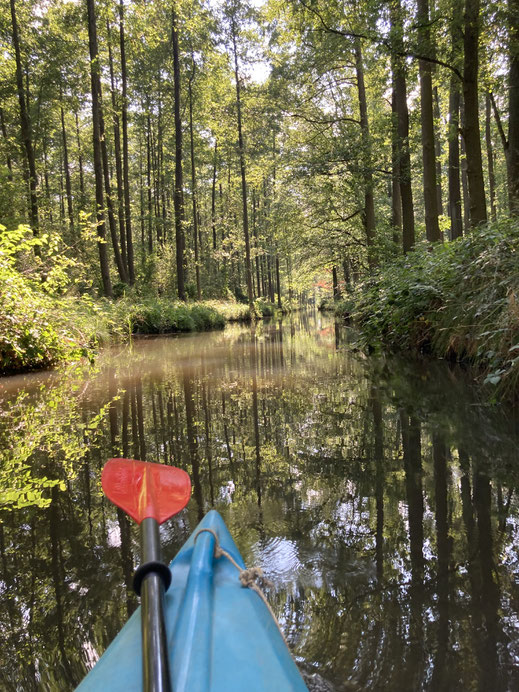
[0,292,281,375]
[0,233,282,376]
[346,219,519,398]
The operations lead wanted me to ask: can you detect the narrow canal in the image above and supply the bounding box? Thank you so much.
[1,313,518,690]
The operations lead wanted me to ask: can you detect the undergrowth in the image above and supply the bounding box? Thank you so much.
[0,225,277,374]
[254,298,278,317]
[122,299,226,334]
[352,218,519,397]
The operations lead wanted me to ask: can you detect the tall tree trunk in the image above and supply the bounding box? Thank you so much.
[156,80,163,244]
[42,133,52,224]
[107,20,128,275]
[463,0,487,226]
[508,0,519,213]
[211,139,218,252]
[86,0,112,297]
[87,9,127,284]
[390,0,415,253]
[272,134,282,308]
[269,253,275,303]
[150,115,159,229]
[448,83,464,239]
[231,15,254,312]
[139,135,145,247]
[433,87,444,215]
[10,0,38,238]
[417,0,441,242]
[188,67,201,300]
[75,112,85,206]
[448,0,464,239]
[485,94,497,220]
[275,255,282,309]
[253,189,261,297]
[391,83,402,244]
[59,154,65,223]
[354,38,376,264]
[146,113,153,253]
[460,126,471,230]
[60,102,74,234]
[172,7,186,301]
[99,92,127,281]
[119,0,135,283]
[159,98,167,241]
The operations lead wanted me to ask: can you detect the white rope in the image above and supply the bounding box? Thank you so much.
[194,527,288,645]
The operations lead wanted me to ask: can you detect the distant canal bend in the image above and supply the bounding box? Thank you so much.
[1,313,518,690]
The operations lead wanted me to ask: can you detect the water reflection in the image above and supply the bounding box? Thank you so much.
[1,312,519,690]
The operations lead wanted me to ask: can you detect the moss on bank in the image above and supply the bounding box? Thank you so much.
[345,219,519,397]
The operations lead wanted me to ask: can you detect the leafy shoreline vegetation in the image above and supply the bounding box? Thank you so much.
[0,223,280,374]
[324,219,519,398]
[0,0,518,392]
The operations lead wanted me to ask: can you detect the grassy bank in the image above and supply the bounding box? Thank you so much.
[0,226,285,374]
[343,219,519,397]
[0,295,283,375]
[1,296,284,375]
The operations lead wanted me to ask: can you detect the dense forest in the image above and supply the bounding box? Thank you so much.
[2,3,519,686]
[0,0,518,387]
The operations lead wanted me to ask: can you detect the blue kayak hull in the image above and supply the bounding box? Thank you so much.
[77,510,307,691]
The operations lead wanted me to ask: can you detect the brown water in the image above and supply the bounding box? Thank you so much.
[1,312,519,691]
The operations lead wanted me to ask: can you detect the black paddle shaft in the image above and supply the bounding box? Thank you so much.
[140,517,172,692]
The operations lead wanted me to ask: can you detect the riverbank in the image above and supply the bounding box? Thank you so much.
[0,293,278,376]
[333,219,519,398]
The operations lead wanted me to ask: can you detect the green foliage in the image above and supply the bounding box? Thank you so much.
[0,362,114,511]
[122,299,225,334]
[334,298,354,319]
[0,225,93,373]
[318,297,333,311]
[0,225,245,372]
[319,297,353,318]
[189,304,226,331]
[254,298,277,317]
[205,300,252,321]
[353,219,519,396]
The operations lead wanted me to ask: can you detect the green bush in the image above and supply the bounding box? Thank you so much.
[189,304,226,331]
[319,297,334,312]
[0,224,232,374]
[0,224,282,375]
[0,225,93,373]
[254,298,277,317]
[334,298,354,319]
[352,219,519,396]
[205,300,251,322]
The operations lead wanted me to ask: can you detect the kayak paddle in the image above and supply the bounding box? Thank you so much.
[102,458,191,692]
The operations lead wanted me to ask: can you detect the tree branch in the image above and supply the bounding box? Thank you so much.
[285,110,361,126]
[297,0,463,81]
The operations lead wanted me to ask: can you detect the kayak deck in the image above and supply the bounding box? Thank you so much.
[77,510,307,691]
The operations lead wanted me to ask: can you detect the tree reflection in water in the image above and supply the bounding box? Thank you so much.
[1,313,518,690]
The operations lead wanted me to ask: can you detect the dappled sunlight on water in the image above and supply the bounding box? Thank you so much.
[1,311,519,690]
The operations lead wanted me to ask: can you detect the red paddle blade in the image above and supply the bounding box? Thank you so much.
[102,458,191,524]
